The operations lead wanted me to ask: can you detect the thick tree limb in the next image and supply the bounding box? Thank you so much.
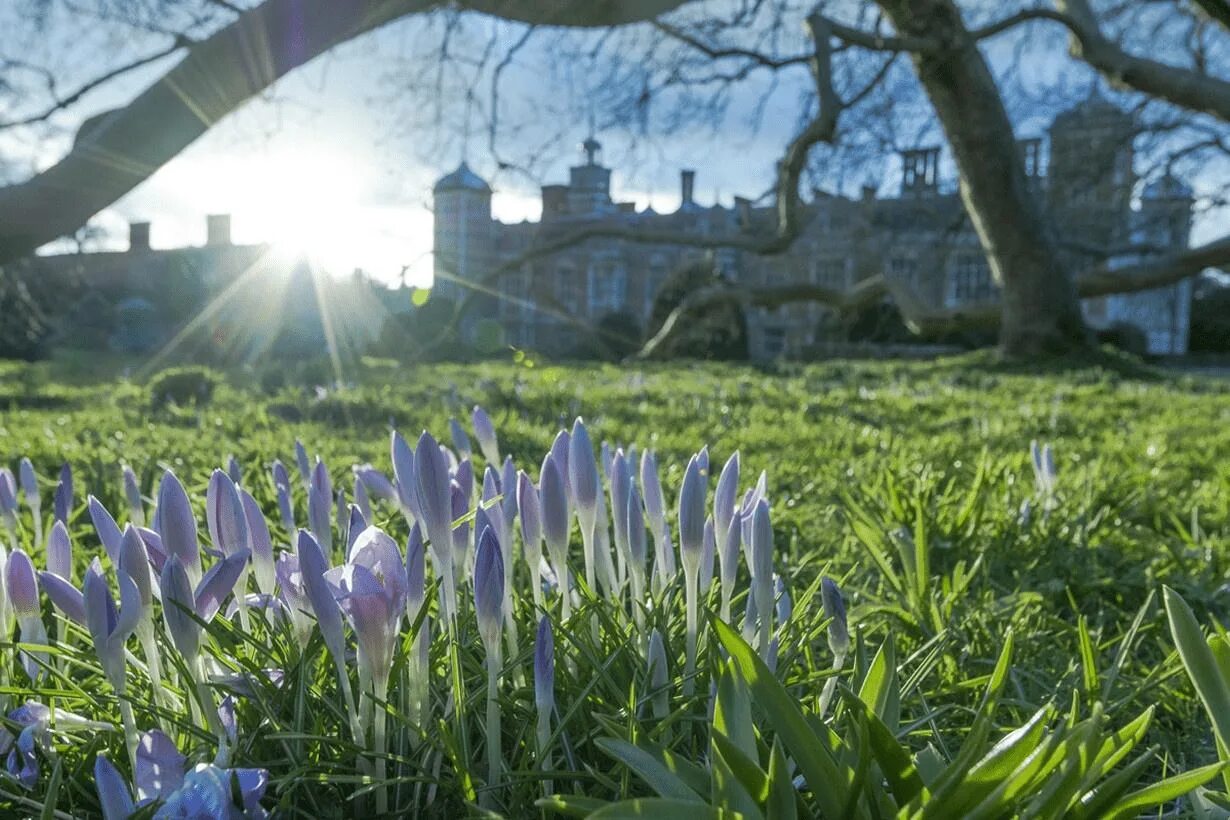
[0,0,692,267]
[1055,0,1230,121]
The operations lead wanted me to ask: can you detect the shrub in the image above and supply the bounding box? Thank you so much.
[147,365,221,408]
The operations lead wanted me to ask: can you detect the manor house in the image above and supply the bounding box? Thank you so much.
[432,98,1194,358]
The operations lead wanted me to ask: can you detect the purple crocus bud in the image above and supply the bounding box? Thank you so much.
[540,455,570,584]
[473,526,504,651]
[38,571,85,626]
[601,441,615,481]
[218,694,238,748]
[774,574,792,630]
[46,520,72,581]
[534,616,554,712]
[517,471,543,600]
[715,452,739,548]
[449,418,472,460]
[353,478,372,523]
[647,629,669,720]
[53,462,73,523]
[355,465,397,504]
[88,496,124,565]
[241,490,275,596]
[161,556,200,660]
[609,451,631,564]
[568,418,599,532]
[626,480,646,569]
[391,431,418,521]
[678,454,706,571]
[751,499,774,655]
[274,552,313,649]
[118,525,153,612]
[481,467,506,556]
[500,456,518,526]
[821,577,849,657]
[206,470,250,558]
[472,405,500,466]
[406,524,426,618]
[135,729,187,803]
[84,557,141,688]
[121,465,144,526]
[640,450,672,579]
[18,458,38,512]
[156,471,202,586]
[94,754,136,820]
[0,469,18,529]
[226,455,242,486]
[700,517,715,592]
[272,460,296,534]
[308,461,333,553]
[294,440,311,488]
[454,458,474,505]
[414,431,453,561]
[6,549,38,619]
[296,530,346,662]
[550,430,571,506]
[721,514,741,607]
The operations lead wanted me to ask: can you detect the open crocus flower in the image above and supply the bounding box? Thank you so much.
[2,701,111,790]
[324,525,406,693]
[95,728,269,820]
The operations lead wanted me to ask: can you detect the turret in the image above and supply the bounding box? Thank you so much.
[432,162,494,316]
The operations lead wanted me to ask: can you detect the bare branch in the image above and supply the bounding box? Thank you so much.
[652,20,811,69]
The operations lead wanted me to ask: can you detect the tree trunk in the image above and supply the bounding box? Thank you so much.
[875,0,1092,357]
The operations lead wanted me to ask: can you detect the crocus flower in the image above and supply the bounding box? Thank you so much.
[272,460,295,534]
[308,461,333,553]
[700,517,715,593]
[454,458,474,505]
[274,552,314,650]
[820,577,849,659]
[241,490,275,597]
[415,431,457,623]
[294,439,311,488]
[54,462,73,523]
[678,453,707,692]
[156,471,202,587]
[640,450,674,592]
[608,451,632,576]
[207,470,250,558]
[122,465,144,527]
[227,455,243,486]
[774,574,792,637]
[626,478,648,625]
[95,754,135,820]
[539,454,571,618]
[324,526,406,692]
[295,531,345,664]
[449,418,472,460]
[18,459,40,544]
[714,452,740,620]
[750,499,774,658]
[0,469,17,538]
[517,471,545,609]
[472,405,500,466]
[534,615,554,792]
[474,525,505,799]
[390,430,418,522]
[7,548,48,680]
[160,550,251,665]
[88,495,124,565]
[550,430,571,506]
[46,519,72,580]
[3,702,109,790]
[568,418,604,593]
[450,481,471,579]
[355,465,397,504]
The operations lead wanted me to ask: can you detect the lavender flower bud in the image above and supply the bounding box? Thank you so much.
[122,465,144,526]
[156,471,201,585]
[626,480,646,568]
[821,577,849,658]
[700,517,715,592]
[46,520,72,580]
[6,549,38,618]
[227,455,242,486]
[94,755,135,820]
[273,460,295,534]
[118,525,153,611]
[308,461,333,553]
[609,451,631,561]
[449,418,472,460]
[296,530,345,662]
[568,418,599,532]
[473,526,505,651]
[294,440,311,488]
[161,556,200,660]
[18,458,38,511]
[353,477,372,523]
[241,490,275,596]
[206,470,250,558]
[472,405,500,466]
[414,432,453,560]
[647,629,669,720]
[88,496,124,565]
[678,454,707,570]
[54,462,73,523]
[534,616,554,712]
[550,430,571,506]
[540,455,570,569]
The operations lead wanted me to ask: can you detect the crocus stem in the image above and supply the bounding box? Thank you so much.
[580,523,596,594]
[191,655,224,737]
[818,652,846,718]
[373,675,390,815]
[536,706,552,797]
[117,695,140,772]
[629,570,646,633]
[684,570,698,698]
[234,567,252,634]
[483,646,502,809]
[332,654,364,745]
[137,620,170,730]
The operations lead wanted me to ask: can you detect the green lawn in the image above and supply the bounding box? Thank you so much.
[0,352,1228,816]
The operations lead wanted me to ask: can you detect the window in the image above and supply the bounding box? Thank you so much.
[811,257,848,290]
[587,259,626,315]
[889,257,918,287]
[953,255,996,302]
[762,326,786,357]
[556,266,581,314]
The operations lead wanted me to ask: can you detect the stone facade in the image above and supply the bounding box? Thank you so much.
[433,99,1195,358]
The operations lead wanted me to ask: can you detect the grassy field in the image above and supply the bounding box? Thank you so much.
[1,352,1229,817]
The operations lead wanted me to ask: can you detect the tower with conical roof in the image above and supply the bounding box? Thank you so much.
[432,161,495,326]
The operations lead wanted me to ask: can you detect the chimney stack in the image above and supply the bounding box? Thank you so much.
[206,213,232,246]
[680,170,696,207]
[129,221,150,252]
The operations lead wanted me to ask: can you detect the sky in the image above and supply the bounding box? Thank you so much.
[1,2,1225,288]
